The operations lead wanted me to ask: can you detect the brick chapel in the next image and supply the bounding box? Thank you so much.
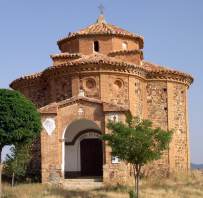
[10,14,193,184]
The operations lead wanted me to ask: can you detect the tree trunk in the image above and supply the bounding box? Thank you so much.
[0,164,2,198]
[12,172,15,187]
[0,148,1,164]
[133,165,138,198]
[136,173,139,198]
[0,147,3,198]
[133,164,141,198]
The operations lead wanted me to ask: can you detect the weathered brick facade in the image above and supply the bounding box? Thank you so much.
[10,14,193,184]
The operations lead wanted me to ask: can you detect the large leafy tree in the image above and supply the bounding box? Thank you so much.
[0,89,41,194]
[102,112,172,198]
[0,89,41,161]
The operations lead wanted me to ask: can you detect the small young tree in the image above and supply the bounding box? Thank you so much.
[0,89,41,195]
[4,144,32,186]
[102,112,172,198]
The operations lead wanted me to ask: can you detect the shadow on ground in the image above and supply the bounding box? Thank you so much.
[44,187,109,198]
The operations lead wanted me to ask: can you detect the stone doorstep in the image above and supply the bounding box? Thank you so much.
[63,177,103,182]
[59,177,104,190]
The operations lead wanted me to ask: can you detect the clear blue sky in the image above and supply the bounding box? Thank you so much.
[0,0,202,164]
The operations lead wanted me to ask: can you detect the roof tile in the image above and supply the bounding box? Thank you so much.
[57,15,144,45]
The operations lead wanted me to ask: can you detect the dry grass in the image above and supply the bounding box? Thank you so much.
[139,170,203,198]
[2,170,203,198]
[2,183,128,198]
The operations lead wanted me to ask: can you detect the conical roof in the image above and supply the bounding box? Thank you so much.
[57,15,144,47]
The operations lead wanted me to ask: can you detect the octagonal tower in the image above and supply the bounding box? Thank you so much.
[10,14,193,184]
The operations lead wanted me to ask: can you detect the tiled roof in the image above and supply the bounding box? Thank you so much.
[51,54,192,80]
[58,95,103,107]
[10,53,193,87]
[50,53,82,62]
[49,52,141,70]
[12,72,42,81]
[143,61,172,71]
[108,49,143,57]
[57,15,144,47]
[9,53,139,87]
[39,95,129,113]
[50,53,82,60]
[38,102,57,114]
[143,61,193,80]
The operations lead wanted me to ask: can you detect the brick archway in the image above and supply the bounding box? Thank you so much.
[62,119,103,178]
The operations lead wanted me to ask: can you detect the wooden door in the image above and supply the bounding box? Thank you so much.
[80,138,103,176]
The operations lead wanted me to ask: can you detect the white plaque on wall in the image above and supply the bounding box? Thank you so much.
[43,118,56,136]
[112,156,120,164]
[108,113,119,122]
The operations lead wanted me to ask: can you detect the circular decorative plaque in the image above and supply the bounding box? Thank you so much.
[42,118,56,136]
[85,78,96,90]
[113,79,123,90]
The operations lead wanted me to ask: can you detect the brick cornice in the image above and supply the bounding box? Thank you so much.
[10,60,193,89]
[50,53,82,60]
[108,49,142,56]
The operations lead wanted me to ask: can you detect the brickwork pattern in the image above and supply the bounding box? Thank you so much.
[81,75,100,99]
[146,81,169,175]
[172,83,188,171]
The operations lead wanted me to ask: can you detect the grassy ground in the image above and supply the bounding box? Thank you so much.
[2,171,203,198]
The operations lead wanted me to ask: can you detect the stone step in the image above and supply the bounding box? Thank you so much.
[63,177,103,183]
[60,178,104,190]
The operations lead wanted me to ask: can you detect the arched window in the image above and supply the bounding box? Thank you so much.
[94,41,99,52]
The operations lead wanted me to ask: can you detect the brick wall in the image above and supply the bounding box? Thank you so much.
[168,82,189,173]
[112,37,140,51]
[100,74,129,105]
[58,36,140,55]
[79,36,113,55]
[129,77,144,118]
[146,81,169,175]
[40,101,105,182]
[109,51,142,65]
[103,113,132,185]
[81,75,100,99]
[59,38,79,53]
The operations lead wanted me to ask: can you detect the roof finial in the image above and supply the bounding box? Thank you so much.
[98,4,104,15]
[97,4,106,23]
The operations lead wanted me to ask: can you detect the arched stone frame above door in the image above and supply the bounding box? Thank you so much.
[65,129,101,145]
[64,119,101,142]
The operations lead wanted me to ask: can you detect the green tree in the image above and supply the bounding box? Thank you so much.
[4,144,31,186]
[0,89,41,194]
[0,89,41,161]
[102,112,172,198]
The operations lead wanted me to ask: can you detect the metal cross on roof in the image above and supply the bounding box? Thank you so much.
[98,4,104,15]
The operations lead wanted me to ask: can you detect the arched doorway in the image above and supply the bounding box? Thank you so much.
[62,119,103,178]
